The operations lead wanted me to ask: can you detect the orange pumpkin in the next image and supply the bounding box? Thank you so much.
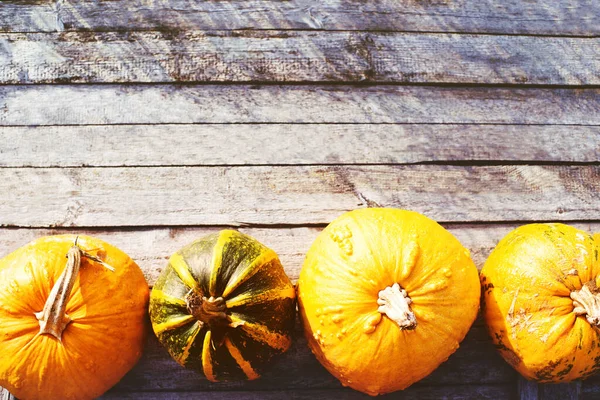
[481,224,600,382]
[0,235,149,400]
[297,208,480,395]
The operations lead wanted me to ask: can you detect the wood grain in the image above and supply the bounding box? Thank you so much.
[1,224,598,285]
[2,0,599,36]
[3,85,600,126]
[1,124,598,167]
[2,31,600,84]
[0,166,598,228]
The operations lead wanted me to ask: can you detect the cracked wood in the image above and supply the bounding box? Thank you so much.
[1,31,600,84]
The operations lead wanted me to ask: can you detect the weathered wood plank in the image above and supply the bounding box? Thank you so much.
[520,377,582,400]
[0,166,598,228]
[1,124,598,167]
[2,31,600,84]
[3,85,600,126]
[0,224,598,286]
[582,380,600,399]
[101,385,515,399]
[1,0,599,36]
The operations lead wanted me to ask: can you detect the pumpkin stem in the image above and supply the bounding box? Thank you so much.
[571,283,600,327]
[186,292,237,329]
[35,242,114,341]
[377,283,417,330]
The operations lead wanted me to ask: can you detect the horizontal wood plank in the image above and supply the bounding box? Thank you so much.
[2,32,600,84]
[3,85,600,126]
[1,224,598,285]
[101,385,515,399]
[2,0,599,36]
[1,124,598,167]
[1,166,598,228]
[519,378,582,400]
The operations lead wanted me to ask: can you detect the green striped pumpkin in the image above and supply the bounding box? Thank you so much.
[149,230,296,381]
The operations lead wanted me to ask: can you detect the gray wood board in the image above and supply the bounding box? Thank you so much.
[2,32,600,84]
[2,0,599,36]
[3,85,600,126]
[1,124,598,167]
[2,223,599,285]
[0,165,598,228]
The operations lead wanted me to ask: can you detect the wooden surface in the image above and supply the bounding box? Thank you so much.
[1,1,599,399]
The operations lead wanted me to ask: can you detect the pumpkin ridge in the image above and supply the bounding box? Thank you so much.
[176,324,203,365]
[153,314,195,335]
[224,337,260,380]
[222,249,277,298]
[209,230,237,297]
[151,289,187,305]
[201,330,216,381]
[229,316,291,352]
[169,252,200,293]
[225,286,295,309]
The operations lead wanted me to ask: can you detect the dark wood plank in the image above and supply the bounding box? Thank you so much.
[1,124,597,167]
[100,385,515,399]
[2,223,598,285]
[3,85,600,126]
[519,377,582,400]
[0,165,598,228]
[2,32,600,84]
[1,0,599,36]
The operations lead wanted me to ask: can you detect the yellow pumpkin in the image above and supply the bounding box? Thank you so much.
[481,223,600,382]
[0,235,149,400]
[297,208,480,395]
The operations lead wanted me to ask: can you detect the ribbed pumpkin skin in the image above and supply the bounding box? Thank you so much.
[149,230,296,381]
[481,224,600,382]
[0,235,149,400]
[298,208,480,396]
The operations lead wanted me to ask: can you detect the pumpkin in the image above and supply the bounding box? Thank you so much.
[481,223,600,382]
[149,230,296,381]
[0,235,149,400]
[297,208,480,395]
